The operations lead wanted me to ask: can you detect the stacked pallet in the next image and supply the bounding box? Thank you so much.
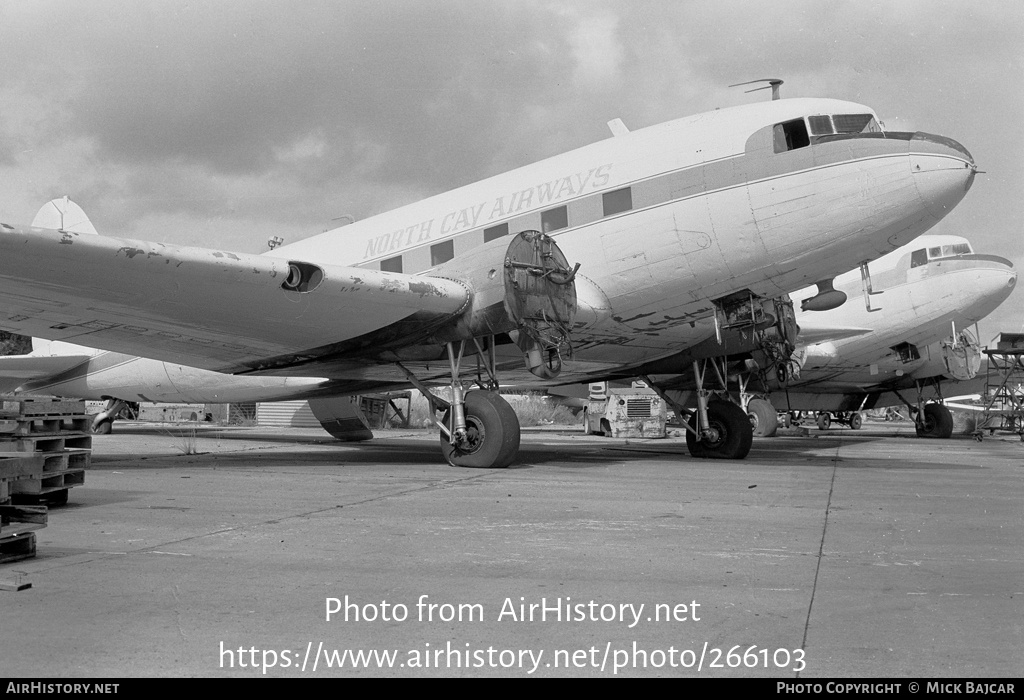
[0,396,91,505]
[0,396,90,564]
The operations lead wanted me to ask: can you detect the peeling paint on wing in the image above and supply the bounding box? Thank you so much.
[59,232,74,245]
[118,247,146,258]
[408,281,447,297]
[380,278,403,293]
[612,311,656,324]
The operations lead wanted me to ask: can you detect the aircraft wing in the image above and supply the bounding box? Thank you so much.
[797,325,874,346]
[0,226,470,374]
[0,354,94,393]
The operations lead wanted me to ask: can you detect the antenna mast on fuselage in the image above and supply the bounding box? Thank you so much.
[729,78,784,101]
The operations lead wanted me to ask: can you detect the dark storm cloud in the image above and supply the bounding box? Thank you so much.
[1,1,587,198]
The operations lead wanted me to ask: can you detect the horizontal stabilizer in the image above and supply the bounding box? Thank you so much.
[0,354,93,393]
[0,226,471,374]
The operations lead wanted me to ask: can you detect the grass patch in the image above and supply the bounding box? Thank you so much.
[165,426,202,455]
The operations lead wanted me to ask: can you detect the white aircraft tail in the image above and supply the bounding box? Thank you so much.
[31,196,98,235]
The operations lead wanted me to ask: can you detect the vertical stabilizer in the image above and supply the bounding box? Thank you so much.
[31,196,99,235]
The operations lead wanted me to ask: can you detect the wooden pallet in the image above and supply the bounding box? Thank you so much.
[0,532,36,564]
[0,415,91,437]
[11,468,85,497]
[0,503,46,564]
[0,396,87,418]
[0,433,93,454]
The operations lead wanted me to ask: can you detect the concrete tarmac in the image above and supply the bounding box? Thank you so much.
[1,420,1021,678]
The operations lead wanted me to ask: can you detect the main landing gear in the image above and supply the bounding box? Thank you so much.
[892,379,954,439]
[439,389,520,468]
[400,338,521,469]
[92,398,129,434]
[914,403,954,439]
[683,359,753,459]
[745,397,779,438]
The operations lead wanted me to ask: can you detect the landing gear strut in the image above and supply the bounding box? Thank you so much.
[92,398,128,434]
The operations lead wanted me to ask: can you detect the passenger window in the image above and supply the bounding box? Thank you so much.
[380,256,403,273]
[928,247,942,259]
[430,240,454,266]
[773,119,810,153]
[603,187,632,216]
[484,223,509,242]
[910,249,928,268]
[541,206,568,232]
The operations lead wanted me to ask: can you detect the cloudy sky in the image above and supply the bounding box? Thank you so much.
[0,0,1021,339]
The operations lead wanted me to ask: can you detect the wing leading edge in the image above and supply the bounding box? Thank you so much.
[0,226,470,374]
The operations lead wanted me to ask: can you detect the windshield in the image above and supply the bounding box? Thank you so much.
[928,243,973,259]
[833,114,882,134]
[807,113,883,136]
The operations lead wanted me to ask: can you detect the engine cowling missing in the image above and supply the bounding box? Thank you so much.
[503,231,579,379]
[940,327,982,381]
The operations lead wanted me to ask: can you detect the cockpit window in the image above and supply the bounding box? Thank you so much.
[913,242,973,268]
[833,114,882,134]
[773,119,810,153]
[940,243,972,257]
[808,115,834,135]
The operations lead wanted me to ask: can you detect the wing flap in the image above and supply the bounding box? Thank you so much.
[0,227,470,373]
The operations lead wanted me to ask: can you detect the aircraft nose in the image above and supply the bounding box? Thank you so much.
[973,257,1016,306]
[910,132,976,220]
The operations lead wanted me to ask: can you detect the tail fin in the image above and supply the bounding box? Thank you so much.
[31,196,98,235]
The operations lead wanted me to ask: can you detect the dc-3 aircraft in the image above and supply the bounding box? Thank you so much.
[700,234,1016,439]
[0,93,977,467]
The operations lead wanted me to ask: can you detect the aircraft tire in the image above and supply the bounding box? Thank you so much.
[916,403,953,439]
[686,401,753,460]
[93,419,113,435]
[440,390,521,468]
[849,412,863,430]
[747,398,778,437]
[816,412,831,430]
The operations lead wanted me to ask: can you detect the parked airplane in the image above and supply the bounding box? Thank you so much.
[748,234,1016,437]
[584,234,1013,442]
[0,96,976,466]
